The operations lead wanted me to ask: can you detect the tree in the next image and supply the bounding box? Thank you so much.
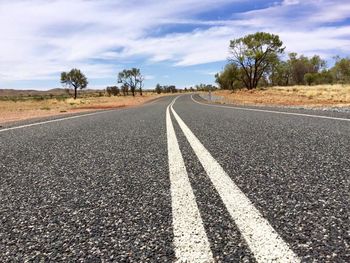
[60,68,88,99]
[310,55,326,73]
[332,57,350,83]
[155,83,162,94]
[318,70,334,85]
[304,73,317,86]
[106,86,120,96]
[290,54,309,85]
[137,72,145,96]
[121,84,129,96]
[215,64,244,90]
[195,84,217,91]
[229,32,285,89]
[304,70,334,85]
[154,84,177,93]
[118,68,144,97]
[270,61,292,86]
[288,53,326,85]
[169,85,177,93]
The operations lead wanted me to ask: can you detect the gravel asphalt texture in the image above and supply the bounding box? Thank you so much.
[0,97,175,262]
[174,95,350,262]
[0,94,349,262]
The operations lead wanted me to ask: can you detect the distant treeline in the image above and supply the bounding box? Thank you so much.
[215,32,350,90]
[153,83,217,94]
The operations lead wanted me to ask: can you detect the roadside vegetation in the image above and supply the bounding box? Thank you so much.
[215,32,350,91]
[0,67,170,124]
[214,85,350,107]
[0,64,201,124]
[212,32,350,107]
[0,91,160,124]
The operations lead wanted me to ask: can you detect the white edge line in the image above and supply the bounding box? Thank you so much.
[191,94,350,122]
[0,110,116,133]
[171,98,300,263]
[166,97,213,262]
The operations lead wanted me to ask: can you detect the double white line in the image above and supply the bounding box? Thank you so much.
[167,97,300,263]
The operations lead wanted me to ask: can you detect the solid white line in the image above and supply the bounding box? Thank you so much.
[166,98,213,263]
[0,110,115,133]
[191,94,350,122]
[170,100,300,263]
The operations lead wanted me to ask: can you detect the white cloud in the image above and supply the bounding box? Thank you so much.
[282,0,300,6]
[0,0,237,81]
[0,0,349,84]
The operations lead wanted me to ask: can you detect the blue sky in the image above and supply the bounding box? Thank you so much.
[0,0,349,90]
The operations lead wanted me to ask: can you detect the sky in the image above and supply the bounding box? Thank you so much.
[0,0,349,90]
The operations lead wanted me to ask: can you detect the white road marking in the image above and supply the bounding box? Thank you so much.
[0,110,116,133]
[171,99,300,263]
[166,98,214,263]
[191,94,350,122]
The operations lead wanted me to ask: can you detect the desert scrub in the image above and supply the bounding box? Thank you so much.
[40,106,51,110]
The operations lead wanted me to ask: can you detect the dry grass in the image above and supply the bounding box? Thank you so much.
[213,84,350,107]
[0,93,163,124]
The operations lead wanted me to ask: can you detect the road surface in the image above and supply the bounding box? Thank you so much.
[0,94,349,262]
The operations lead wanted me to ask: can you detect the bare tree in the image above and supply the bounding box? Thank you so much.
[118,68,144,96]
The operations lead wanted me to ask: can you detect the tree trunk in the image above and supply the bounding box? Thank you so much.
[140,88,142,96]
[74,87,77,99]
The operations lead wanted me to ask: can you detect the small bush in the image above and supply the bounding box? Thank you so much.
[56,95,68,101]
[106,86,120,96]
[33,96,45,101]
[40,107,51,110]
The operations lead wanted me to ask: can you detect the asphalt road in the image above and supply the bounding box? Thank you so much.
[0,94,349,262]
